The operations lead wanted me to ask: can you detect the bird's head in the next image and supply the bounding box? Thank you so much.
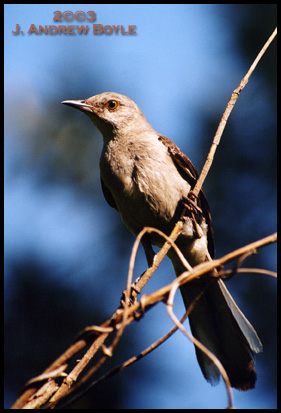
[62,92,150,140]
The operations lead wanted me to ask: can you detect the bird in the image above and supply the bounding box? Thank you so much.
[62,92,262,390]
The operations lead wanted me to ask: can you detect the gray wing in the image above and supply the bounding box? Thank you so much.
[158,135,215,258]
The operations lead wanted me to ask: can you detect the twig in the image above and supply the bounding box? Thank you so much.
[131,222,188,297]
[58,306,191,409]
[166,282,234,409]
[173,233,277,290]
[222,267,277,278]
[193,26,277,198]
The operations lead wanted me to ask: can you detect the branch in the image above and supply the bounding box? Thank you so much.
[12,232,276,409]
[193,26,277,198]
[52,232,276,410]
[166,284,234,409]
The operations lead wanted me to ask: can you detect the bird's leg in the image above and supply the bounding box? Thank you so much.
[181,191,203,216]
[181,191,204,238]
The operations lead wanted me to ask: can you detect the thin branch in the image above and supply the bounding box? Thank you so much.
[131,222,188,297]
[193,26,277,198]
[59,306,191,409]
[222,267,277,278]
[166,282,234,409]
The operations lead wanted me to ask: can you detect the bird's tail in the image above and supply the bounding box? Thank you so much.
[178,273,262,390]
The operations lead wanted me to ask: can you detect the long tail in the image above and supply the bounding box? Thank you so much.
[179,274,262,390]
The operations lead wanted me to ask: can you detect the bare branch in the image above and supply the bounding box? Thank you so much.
[166,283,234,409]
[222,267,277,278]
[193,26,277,198]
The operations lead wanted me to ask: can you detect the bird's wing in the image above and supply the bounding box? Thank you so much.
[101,178,118,210]
[158,135,215,258]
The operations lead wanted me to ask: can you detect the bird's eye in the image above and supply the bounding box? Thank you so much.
[107,100,118,111]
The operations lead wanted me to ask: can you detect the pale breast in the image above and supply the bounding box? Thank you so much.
[100,135,191,236]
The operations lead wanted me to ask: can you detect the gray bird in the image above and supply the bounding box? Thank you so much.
[62,92,262,390]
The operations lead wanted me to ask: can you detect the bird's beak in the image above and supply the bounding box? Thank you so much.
[61,100,93,113]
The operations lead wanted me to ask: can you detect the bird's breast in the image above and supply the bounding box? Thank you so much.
[100,138,191,235]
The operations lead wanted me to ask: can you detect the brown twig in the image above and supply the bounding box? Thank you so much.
[222,267,277,278]
[58,302,191,409]
[166,283,234,409]
[193,26,277,198]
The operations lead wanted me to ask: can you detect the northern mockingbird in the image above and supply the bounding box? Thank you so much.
[62,92,262,390]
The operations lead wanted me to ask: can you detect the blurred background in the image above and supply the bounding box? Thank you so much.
[4,4,276,409]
